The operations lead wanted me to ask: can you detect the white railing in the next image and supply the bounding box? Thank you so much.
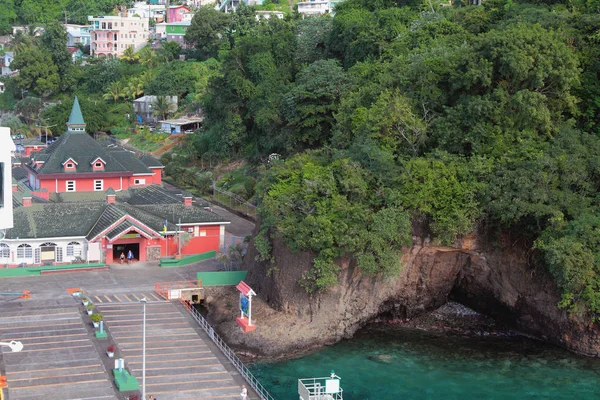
[298,377,343,400]
[179,299,275,400]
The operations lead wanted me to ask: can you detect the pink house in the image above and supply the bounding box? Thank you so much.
[168,5,190,22]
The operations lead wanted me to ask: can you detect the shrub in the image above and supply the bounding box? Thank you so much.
[90,313,103,323]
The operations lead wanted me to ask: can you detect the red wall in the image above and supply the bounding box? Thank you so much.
[180,225,221,255]
[37,171,161,193]
[150,168,163,185]
[31,190,50,200]
[25,146,44,157]
[40,177,130,193]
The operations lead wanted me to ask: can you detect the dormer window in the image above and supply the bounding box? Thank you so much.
[91,157,106,171]
[62,157,78,172]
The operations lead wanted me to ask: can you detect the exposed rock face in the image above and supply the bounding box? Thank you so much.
[206,231,600,359]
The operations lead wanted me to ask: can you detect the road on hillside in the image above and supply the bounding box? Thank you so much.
[162,181,255,238]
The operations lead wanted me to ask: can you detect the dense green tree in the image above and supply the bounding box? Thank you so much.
[19,0,67,23]
[15,96,42,123]
[160,41,182,62]
[41,21,75,92]
[11,46,60,96]
[184,7,231,58]
[146,61,203,98]
[256,152,412,292]
[282,59,350,149]
[295,17,333,66]
[0,0,17,35]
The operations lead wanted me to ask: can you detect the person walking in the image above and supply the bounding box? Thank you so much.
[127,249,134,264]
[240,385,248,400]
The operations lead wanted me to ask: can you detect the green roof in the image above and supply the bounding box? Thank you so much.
[86,204,126,240]
[127,185,181,206]
[7,202,106,239]
[133,204,227,225]
[30,132,154,175]
[105,220,156,240]
[68,96,85,126]
[8,185,228,240]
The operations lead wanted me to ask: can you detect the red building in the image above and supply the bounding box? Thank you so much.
[26,97,164,193]
[3,184,230,266]
[168,5,190,22]
[18,137,47,156]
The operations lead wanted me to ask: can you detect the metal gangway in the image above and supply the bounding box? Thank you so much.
[299,371,343,400]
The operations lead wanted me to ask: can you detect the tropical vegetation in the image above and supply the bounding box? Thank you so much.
[1,0,600,319]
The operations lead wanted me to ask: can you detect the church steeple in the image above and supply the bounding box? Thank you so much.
[67,96,86,133]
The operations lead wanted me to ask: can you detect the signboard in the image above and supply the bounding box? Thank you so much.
[240,294,249,317]
[325,379,340,394]
[121,233,140,239]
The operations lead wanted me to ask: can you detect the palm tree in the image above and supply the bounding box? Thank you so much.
[152,96,177,121]
[10,30,36,53]
[103,81,125,103]
[120,46,138,63]
[138,70,154,89]
[138,46,159,68]
[125,77,144,100]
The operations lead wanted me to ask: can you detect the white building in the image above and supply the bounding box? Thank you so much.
[65,24,91,47]
[0,127,15,232]
[88,15,150,57]
[127,2,166,22]
[255,10,284,20]
[297,0,343,15]
[1,52,14,76]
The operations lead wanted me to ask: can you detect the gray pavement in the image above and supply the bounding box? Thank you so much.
[97,301,250,400]
[0,300,117,400]
[0,261,260,400]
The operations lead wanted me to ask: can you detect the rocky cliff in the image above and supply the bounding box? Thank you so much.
[206,230,600,359]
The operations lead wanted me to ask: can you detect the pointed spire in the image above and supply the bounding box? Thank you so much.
[67,96,86,133]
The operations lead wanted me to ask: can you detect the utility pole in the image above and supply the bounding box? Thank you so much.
[177,217,182,255]
[140,298,147,400]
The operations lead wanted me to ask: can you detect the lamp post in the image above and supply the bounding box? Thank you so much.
[0,340,23,353]
[140,298,147,400]
[0,341,23,400]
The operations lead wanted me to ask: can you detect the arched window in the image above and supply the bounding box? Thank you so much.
[0,243,10,259]
[17,244,32,259]
[67,242,82,257]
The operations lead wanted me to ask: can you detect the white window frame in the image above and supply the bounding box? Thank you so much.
[17,244,32,260]
[66,181,76,192]
[134,178,145,185]
[0,243,10,259]
[66,163,74,168]
[66,241,82,257]
[95,162,103,168]
[94,180,103,191]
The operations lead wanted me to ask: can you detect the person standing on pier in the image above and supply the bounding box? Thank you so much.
[240,385,248,400]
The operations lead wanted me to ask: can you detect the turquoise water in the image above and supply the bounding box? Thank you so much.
[249,325,600,399]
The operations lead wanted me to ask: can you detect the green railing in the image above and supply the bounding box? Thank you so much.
[159,250,216,267]
[196,270,248,286]
[0,262,106,278]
